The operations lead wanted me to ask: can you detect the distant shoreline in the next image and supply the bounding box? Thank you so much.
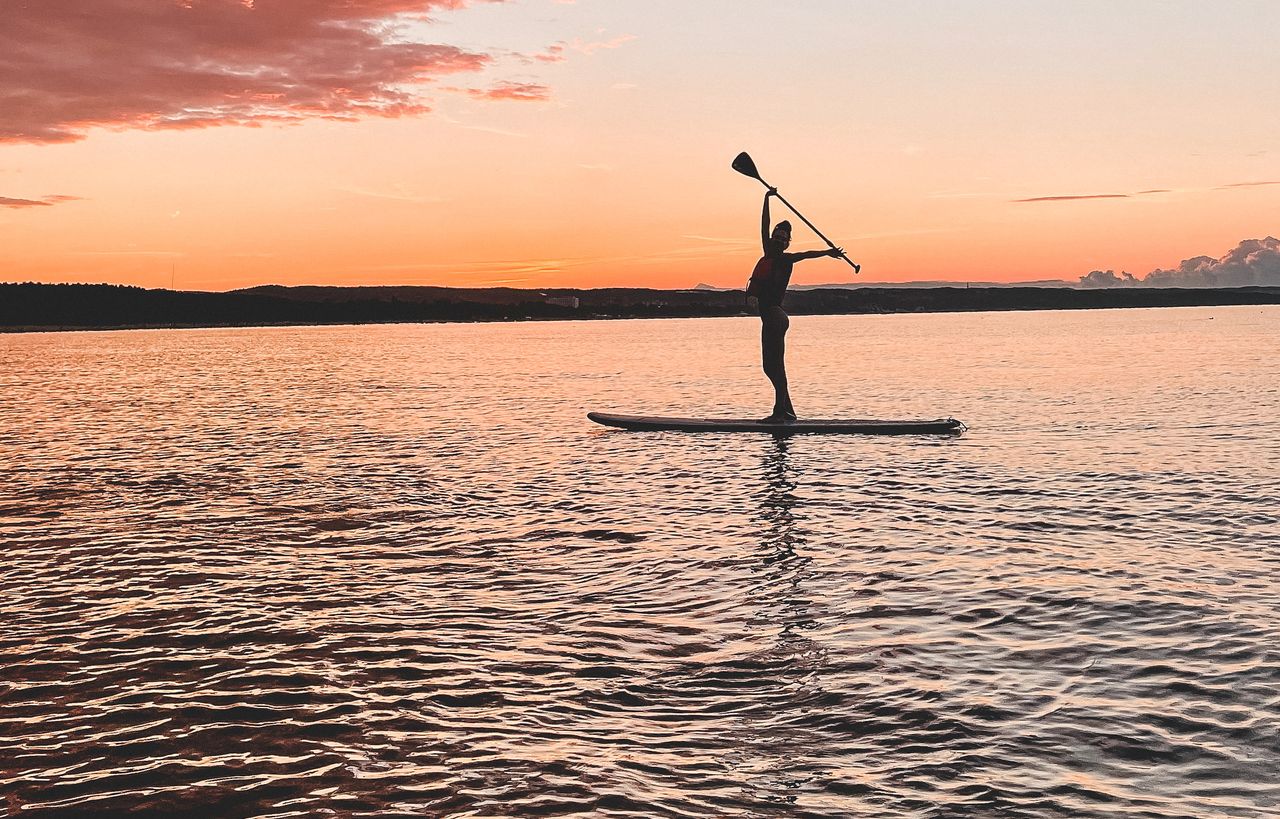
[3,282,1278,334]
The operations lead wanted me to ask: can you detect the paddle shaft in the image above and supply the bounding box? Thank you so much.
[753,178,860,273]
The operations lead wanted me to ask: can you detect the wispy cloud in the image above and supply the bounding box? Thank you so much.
[355,241,744,282]
[435,113,527,138]
[363,258,575,281]
[1015,180,1280,203]
[70,250,184,257]
[515,32,635,65]
[1013,193,1130,203]
[0,194,83,209]
[1012,188,1178,203]
[569,33,637,55]
[1217,180,1280,189]
[1,196,53,209]
[683,235,755,246]
[464,82,552,102]
[0,1,525,145]
[845,227,953,241]
[340,223,869,283]
[525,44,567,64]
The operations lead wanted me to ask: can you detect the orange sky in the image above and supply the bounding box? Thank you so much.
[2,1,1277,291]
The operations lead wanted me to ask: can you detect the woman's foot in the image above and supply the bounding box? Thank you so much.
[758,411,797,424]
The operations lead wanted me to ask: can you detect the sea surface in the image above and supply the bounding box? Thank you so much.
[2,306,1278,818]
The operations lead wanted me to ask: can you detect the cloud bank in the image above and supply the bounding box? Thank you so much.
[1080,237,1280,288]
[0,0,511,144]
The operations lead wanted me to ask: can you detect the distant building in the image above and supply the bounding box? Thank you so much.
[545,296,579,309]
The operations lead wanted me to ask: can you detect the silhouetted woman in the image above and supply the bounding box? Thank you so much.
[746,188,842,422]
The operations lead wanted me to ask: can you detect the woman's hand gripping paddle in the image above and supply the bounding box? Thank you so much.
[732,152,860,274]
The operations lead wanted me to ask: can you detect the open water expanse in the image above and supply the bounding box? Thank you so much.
[2,306,1279,818]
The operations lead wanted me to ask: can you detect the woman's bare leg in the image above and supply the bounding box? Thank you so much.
[760,307,795,420]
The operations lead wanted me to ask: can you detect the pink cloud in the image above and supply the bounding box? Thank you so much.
[0,0,511,144]
[569,34,637,55]
[0,194,83,208]
[528,44,568,64]
[465,82,552,102]
[517,33,634,63]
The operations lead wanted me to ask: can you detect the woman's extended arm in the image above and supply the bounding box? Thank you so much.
[791,247,844,262]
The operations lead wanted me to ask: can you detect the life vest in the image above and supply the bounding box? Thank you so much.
[745,255,773,298]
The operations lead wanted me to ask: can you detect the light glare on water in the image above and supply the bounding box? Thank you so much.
[2,306,1278,817]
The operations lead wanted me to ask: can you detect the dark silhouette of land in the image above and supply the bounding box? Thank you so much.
[2,282,1278,332]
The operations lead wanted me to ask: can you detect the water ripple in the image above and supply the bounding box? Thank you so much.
[3,309,1279,817]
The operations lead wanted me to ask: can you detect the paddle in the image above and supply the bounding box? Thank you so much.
[732,152,860,274]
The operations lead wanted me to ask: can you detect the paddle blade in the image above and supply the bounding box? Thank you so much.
[731,152,761,180]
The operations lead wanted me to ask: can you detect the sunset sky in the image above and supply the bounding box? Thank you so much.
[2,0,1278,291]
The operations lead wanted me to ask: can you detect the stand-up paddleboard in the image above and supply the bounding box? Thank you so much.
[588,412,966,436]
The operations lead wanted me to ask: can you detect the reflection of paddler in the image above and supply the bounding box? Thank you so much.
[746,189,843,423]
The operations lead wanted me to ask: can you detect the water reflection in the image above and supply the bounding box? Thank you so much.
[757,436,816,643]
[735,437,833,807]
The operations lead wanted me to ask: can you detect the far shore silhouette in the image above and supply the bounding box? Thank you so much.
[2,281,1277,333]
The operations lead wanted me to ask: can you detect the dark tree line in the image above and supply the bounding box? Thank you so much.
[2,282,1278,331]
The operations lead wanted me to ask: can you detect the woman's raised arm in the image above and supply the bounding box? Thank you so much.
[760,189,777,252]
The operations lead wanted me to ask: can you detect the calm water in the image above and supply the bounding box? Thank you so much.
[2,307,1278,818]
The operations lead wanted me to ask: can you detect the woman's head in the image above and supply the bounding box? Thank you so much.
[767,220,792,254]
